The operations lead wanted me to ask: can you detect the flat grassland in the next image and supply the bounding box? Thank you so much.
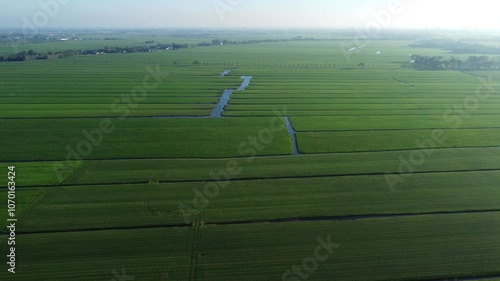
[1,37,500,281]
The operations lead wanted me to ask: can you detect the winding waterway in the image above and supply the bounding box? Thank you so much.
[210,76,253,118]
[154,72,300,156]
[220,69,231,77]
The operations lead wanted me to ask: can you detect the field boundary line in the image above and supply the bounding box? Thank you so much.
[408,273,500,281]
[8,167,500,189]
[294,127,500,132]
[10,168,500,189]
[6,209,500,236]
[5,144,500,164]
[14,188,51,223]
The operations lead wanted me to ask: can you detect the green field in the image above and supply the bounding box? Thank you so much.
[197,213,500,281]
[2,170,500,233]
[0,118,292,161]
[297,128,500,153]
[1,30,500,281]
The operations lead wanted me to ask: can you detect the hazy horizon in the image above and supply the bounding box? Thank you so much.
[3,0,500,30]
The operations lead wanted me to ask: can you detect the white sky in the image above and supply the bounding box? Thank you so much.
[1,0,500,30]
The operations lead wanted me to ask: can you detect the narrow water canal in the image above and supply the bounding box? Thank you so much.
[285,117,300,156]
[211,76,253,118]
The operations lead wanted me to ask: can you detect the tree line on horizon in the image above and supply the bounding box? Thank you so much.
[410,54,500,70]
[0,37,319,63]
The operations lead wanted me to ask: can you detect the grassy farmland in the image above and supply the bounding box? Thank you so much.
[1,31,500,281]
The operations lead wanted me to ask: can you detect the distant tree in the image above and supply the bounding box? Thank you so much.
[35,54,48,60]
[358,62,366,68]
[410,54,499,70]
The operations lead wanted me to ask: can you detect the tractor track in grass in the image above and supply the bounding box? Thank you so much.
[143,183,166,218]
[459,71,490,79]
[9,168,500,189]
[188,216,202,281]
[6,209,500,236]
[392,77,416,87]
